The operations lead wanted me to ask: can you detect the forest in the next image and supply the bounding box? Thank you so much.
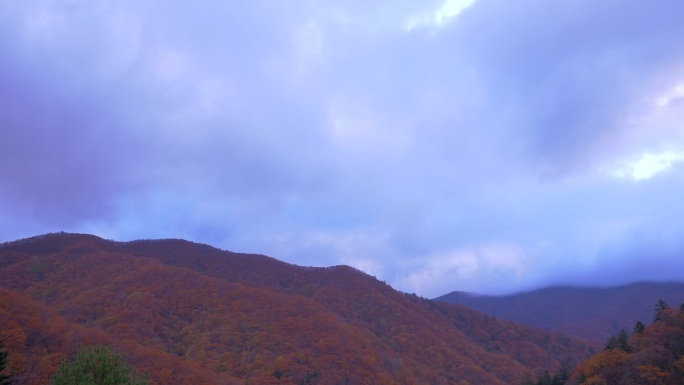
[569,300,684,385]
[0,233,678,384]
[522,300,684,385]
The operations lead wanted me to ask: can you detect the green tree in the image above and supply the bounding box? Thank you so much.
[604,329,631,353]
[616,329,631,353]
[51,346,149,385]
[0,339,10,385]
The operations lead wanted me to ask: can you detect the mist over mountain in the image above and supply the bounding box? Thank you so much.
[436,282,684,343]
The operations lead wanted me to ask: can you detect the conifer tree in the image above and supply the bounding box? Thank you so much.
[653,299,669,323]
[51,346,149,385]
[604,336,619,351]
[616,329,631,353]
[633,320,645,334]
[0,339,10,385]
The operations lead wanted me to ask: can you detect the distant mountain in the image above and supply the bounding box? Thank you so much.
[0,233,594,385]
[436,282,684,343]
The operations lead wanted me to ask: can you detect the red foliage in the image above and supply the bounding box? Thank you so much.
[570,306,684,384]
[0,233,595,384]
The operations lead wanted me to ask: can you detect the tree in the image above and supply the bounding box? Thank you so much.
[520,365,571,385]
[653,299,669,323]
[0,339,10,385]
[556,363,571,384]
[604,330,631,353]
[571,304,684,385]
[616,329,632,353]
[604,336,620,351]
[51,346,149,385]
[633,320,645,335]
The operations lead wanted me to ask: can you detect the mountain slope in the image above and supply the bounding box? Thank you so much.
[568,304,684,384]
[436,282,684,343]
[0,233,595,385]
[0,286,232,385]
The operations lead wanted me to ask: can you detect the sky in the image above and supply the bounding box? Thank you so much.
[1,0,684,297]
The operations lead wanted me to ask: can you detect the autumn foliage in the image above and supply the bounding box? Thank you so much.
[0,233,595,385]
[568,302,684,385]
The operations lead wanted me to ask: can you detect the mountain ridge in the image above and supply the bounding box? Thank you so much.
[436,281,684,343]
[0,232,595,385]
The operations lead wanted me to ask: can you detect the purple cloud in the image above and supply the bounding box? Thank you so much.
[2,0,684,296]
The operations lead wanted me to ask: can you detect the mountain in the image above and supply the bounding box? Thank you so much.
[435,282,684,343]
[0,232,594,385]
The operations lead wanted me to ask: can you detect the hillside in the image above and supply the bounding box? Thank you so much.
[0,233,595,385]
[435,282,684,343]
[568,303,684,384]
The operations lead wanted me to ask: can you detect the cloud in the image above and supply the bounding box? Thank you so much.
[400,244,529,295]
[445,0,684,175]
[406,0,478,31]
[2,0,684,296]
[609,152,684,180]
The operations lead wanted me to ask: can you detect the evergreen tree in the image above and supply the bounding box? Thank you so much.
[616,329,631,353]
[604,336,619,351]
[520,365,570,385]
[51,346,149,385]
[654,299,669,323]
[556,363,571,383]
[604,330,632,352]
[633,320,645,335]
[0,339,10,385]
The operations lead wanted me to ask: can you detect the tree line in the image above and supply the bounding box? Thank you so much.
[523,299,684,385]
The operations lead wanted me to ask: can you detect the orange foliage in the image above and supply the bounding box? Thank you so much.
[1,233,596,385]
[569,305,684,385]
